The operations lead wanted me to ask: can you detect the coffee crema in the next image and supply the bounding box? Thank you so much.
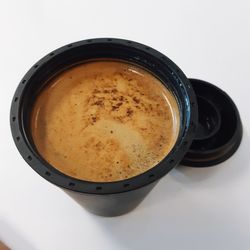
[31,60,180,182]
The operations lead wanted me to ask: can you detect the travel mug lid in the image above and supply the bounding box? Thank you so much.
[181,79,243,167]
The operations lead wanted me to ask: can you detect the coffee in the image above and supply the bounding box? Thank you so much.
[31,60,180,182]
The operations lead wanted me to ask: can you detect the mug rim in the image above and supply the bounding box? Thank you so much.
[10,38,198,194]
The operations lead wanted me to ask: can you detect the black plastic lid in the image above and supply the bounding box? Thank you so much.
[181,79,243,167]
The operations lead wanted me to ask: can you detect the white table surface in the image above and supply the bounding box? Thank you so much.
[1,0,250,249]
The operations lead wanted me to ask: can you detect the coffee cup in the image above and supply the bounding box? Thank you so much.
[10,38,242,216]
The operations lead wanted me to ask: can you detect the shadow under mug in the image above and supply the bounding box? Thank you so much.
[10,38,198,216]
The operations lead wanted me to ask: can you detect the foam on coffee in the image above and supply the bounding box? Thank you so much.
[31,60,180,182]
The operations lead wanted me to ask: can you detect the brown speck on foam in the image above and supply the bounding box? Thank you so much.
[110,130,113,134]
[93,89,101,94]
[112,105,118,111]
[126,108,133,116]
[111,89,118,93]
[115,116,123,122]
[92,116,97,123]
[133,97,140,103]
[93,100,104,106]
[95,141,102,149]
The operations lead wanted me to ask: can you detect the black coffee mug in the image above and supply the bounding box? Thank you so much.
[10,38,242,216]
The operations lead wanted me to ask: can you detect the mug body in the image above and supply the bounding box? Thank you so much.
[10,38,198,216]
